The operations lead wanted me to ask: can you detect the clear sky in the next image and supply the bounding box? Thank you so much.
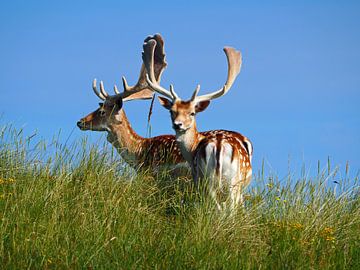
[0,0,359,177]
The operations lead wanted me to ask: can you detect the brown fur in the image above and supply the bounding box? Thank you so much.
[78,104,244,173]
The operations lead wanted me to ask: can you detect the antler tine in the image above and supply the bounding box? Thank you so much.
[169,84,179,100]
[99,81,109,98]
[143,39,177,100]
[92,79,106,100]
[194,47,242,103]
[190,85,201,101]
[121,76,131,92]
[114,84,120,94]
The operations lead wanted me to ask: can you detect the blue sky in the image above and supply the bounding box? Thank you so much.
[0,1,359,177]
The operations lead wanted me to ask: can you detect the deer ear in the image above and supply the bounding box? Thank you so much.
[115,97,123,109]
[157,96,172,110]
[195,100,210,113]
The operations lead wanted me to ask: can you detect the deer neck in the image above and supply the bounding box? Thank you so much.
[175,122,203,164]
[106,109,145,161]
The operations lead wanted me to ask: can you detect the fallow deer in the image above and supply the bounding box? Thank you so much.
[77,34,186,174]
[143,39,253,209]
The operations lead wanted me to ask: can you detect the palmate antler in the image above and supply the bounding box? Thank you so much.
[92,34,167,102]
[143,40,242,102]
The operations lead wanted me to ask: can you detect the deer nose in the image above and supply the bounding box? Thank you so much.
[173,121,183,130]
[77,121,84,128]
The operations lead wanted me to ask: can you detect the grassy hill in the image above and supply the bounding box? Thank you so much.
[0,124,359,269]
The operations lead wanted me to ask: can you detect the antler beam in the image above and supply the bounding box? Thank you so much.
[91,34,168,102]
[191,47,242,102]
[121,33,167,102]
[144,43,241,103]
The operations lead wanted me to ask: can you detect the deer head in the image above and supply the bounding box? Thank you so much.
[142,39,242,133]
[77,34,167,131]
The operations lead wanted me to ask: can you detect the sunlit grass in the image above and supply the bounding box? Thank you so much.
[0,123,359,269]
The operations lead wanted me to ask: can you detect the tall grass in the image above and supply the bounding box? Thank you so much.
[0,124,359,269]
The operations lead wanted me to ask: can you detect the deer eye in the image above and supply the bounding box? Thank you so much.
[190,112,195,116]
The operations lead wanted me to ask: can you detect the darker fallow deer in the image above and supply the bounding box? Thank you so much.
[77,34,186,174]
[143,39,253,209]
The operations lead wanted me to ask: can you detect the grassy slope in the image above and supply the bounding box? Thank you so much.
[0,124,359,269]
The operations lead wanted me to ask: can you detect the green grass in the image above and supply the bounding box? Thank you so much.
[0,124,359,269]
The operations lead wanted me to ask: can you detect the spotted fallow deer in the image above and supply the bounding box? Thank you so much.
[77,34,186,173]
[142,39,253,209]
